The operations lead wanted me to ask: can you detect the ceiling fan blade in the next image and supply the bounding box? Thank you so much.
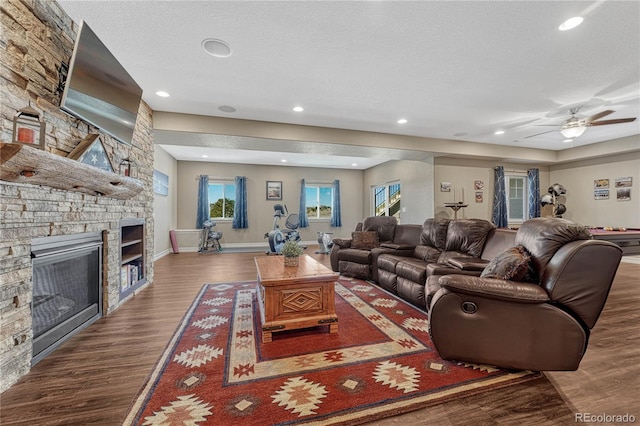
[588,118,637,126]
[524,129,556,139]
[586,110,614,122]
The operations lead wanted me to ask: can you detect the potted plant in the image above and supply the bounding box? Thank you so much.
[281,239,304,266]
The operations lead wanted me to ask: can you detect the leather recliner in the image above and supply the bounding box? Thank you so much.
[428,217,623,371]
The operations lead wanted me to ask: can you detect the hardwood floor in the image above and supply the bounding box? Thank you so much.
[1,250,638,425]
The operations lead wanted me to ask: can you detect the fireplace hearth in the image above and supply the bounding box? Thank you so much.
[31,232,104,364]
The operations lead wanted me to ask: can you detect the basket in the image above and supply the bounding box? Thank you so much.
[284,256,299,267]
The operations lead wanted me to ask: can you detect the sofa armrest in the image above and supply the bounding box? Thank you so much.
[439,275,550,304]
[446,256,489,271]
[332,238,352,249]
[380,242,415,250]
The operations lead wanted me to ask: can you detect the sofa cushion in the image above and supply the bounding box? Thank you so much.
[446,256,489,271]
[515,217,592,274]
[351,231,379,250]
[363,216,397,242]
[337,248,372,263]
[481,245,532,281]
[339,261,370,279]
[396,259,428,284]
[445,219,496,258]
[420,218,449,250]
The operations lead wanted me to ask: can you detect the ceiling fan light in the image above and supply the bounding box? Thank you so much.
[560,126,587,138]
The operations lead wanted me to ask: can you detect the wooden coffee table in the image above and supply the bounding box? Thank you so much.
[255,254,339,343]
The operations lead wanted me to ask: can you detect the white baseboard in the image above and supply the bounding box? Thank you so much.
[154,248,172,261]
[621,255,640,265]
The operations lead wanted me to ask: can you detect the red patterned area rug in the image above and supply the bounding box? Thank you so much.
[124,278,539,425]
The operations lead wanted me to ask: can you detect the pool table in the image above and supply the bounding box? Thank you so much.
[588,227,640,255]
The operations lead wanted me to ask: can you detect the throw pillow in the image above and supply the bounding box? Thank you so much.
[481,245,533,281]
[351,231,379,250]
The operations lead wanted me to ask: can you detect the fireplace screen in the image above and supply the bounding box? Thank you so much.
[31,232,103,364]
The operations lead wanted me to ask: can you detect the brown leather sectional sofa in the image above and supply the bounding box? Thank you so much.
[330,216,622,371]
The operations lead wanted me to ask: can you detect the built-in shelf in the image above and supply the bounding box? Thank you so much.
[119,218,146,299]
[0,142,143,200]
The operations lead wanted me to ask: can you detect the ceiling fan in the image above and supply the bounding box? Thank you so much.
[525,108,637,139]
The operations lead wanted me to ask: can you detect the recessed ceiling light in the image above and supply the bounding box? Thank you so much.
[352,163,358,167]
[397,119,408,124]
[293,106,304,112]
[156,91,170,97]
[219,105,236,113]
[201,154,209,158]
[494,130,505,135]
[202,38,232,58]
[281,159,287,163]
[563,139,573,143]
[559,17,583,31]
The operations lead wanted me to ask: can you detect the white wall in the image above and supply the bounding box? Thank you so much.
[550,152,640,228]
[153,146,178,257]
[363,159,435,224]
[175,161,364,244]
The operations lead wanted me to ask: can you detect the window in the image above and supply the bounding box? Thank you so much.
[208,182,235,219]
[372,182,401,218]
[305,185,333,219]
[506,175,527,223]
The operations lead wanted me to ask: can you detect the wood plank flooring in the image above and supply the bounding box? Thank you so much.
[1,250,638,425]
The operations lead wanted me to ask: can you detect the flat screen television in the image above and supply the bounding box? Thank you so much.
[61,20,142,145]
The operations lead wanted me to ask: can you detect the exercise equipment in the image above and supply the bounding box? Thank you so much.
[315,232,334,254]
[541,182,567,218]
[199,220,223,253]
[265,204,301,254]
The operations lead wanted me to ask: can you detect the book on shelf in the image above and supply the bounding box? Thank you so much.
[121,266,128,289]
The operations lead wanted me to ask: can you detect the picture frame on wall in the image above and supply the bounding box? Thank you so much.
[153,169,169,196]
[266,180,282,200]
[617,188,631,201]
[594,189,609,200]
[594,179,609,189]
[475,191,483,203]
[440,182,451,192]
[615,177,632,188]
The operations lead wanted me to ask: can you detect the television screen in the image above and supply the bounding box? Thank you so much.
[61,20,142,145]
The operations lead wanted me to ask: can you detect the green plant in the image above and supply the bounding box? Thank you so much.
[280,240,304,257]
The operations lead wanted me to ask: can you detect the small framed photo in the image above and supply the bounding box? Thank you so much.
[615,177,632,188]
[594,189,609,200]
[617,188,631,201]
[475,191,483,203]
[266,180,282,200]
[474,180,484,190]
[594,179,609,189]
[440,182,451,192]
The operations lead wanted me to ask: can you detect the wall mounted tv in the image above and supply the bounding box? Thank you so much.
[61,20,142,145]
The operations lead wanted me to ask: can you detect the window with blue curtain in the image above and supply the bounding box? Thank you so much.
[331,179,342,227]
[196,175,210,229]
[298,179,309,228]
[232,176,248,229]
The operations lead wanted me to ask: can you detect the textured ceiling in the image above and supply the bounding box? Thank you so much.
[57,1,640,168]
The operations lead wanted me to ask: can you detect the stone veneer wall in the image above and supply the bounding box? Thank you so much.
[1,0,155,392]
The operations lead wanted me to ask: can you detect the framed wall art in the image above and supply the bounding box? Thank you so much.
[594,179,609,189]
[153,169,169,196]
[440,182,451,192]
[266,180,282,200]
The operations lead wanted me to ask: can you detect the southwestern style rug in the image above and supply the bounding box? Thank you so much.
[124,278,538,425]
